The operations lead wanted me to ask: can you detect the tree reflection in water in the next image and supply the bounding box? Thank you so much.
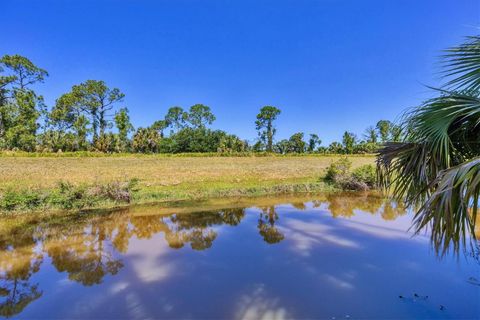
[44,232,124,286]
[165,208,245,250]
[0,231,43,317]
[258,206,284,244]
[326,193,406,220]
[0,194,407,317]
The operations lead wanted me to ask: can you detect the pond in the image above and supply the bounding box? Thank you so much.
[0,193,479,319]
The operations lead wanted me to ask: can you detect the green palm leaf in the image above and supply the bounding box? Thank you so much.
[443,35,480,91]
[377,92,480,203]
[414,158,480,255]
[378,35,480,253]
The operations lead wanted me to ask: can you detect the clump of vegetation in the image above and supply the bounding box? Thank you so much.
[325,157,352,182]
[352,164,377,188]
[325,158,377,191]
[95,179,139,203]
[47,182,94,209]
[0,179,139,212]
[0,189,45,211]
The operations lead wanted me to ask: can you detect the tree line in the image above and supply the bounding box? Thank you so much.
[0,54,403,154]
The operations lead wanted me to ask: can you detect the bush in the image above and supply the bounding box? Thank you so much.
[0,189,44,210]
[48,181,93,209]
[325,158,376,191]
[94,133,121,153]
[132,128,162,153]
[352,164,377,188]
[96,178,139,203]
[325,157,351,182]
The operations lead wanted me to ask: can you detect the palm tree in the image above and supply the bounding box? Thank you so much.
[377,35,480,254]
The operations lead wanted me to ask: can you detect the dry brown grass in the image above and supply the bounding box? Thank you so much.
[0,155,375,207]
[0,155,372,189]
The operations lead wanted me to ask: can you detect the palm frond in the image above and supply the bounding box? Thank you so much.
[377,92,480,203]
[443,35,480,91]
[377,91,480,254]
[408,91,480,162]
[414,157,480,254]
[377,34,480,255]
[377,142,435,205]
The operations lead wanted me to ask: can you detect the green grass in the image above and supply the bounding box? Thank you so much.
[0,153,375,213]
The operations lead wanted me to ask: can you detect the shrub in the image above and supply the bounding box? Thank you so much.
[352,164,377,188]
[48,181,93,209]
[325,157,351,183]
[340,178,369,192]
[95,178,139,203]
[0,189,44,210]
[325,158,376,191]
[132,128,162,153]
[94,133,121,153]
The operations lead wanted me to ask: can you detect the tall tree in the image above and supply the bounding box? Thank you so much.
[187,104,215,129]
[0,66,15,139]
[288,132,306,153]
[4,90,42,150]
[376,120,392,143]
[308,134,321,152]
[72,115,90,150]
[0,55,48,89]
[0,55,47,150]
[114,107,134,151]
[150,120,168,137]
[50,93,91,150]
[255,106,281,152]
[364,126,378,144]
[164,106,187,132]
[50,92,81,130]
[342,131,357,154]
[57,80,124,140]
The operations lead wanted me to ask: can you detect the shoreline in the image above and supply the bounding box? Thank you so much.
[0,190,386,240]
[0,181,340,215]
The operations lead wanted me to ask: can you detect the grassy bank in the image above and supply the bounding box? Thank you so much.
[0,154,374,213]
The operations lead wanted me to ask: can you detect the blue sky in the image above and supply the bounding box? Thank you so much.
[2,0,479,144]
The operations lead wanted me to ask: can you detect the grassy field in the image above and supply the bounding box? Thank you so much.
[0,153,375,211]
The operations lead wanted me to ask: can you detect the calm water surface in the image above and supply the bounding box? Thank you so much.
[0,193,479,319]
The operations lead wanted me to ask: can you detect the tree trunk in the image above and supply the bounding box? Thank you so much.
[92,113,98,141]
[267,122,273,152]
[0,97,4,138]
[99,110,105,137]
[0,111,4,138]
